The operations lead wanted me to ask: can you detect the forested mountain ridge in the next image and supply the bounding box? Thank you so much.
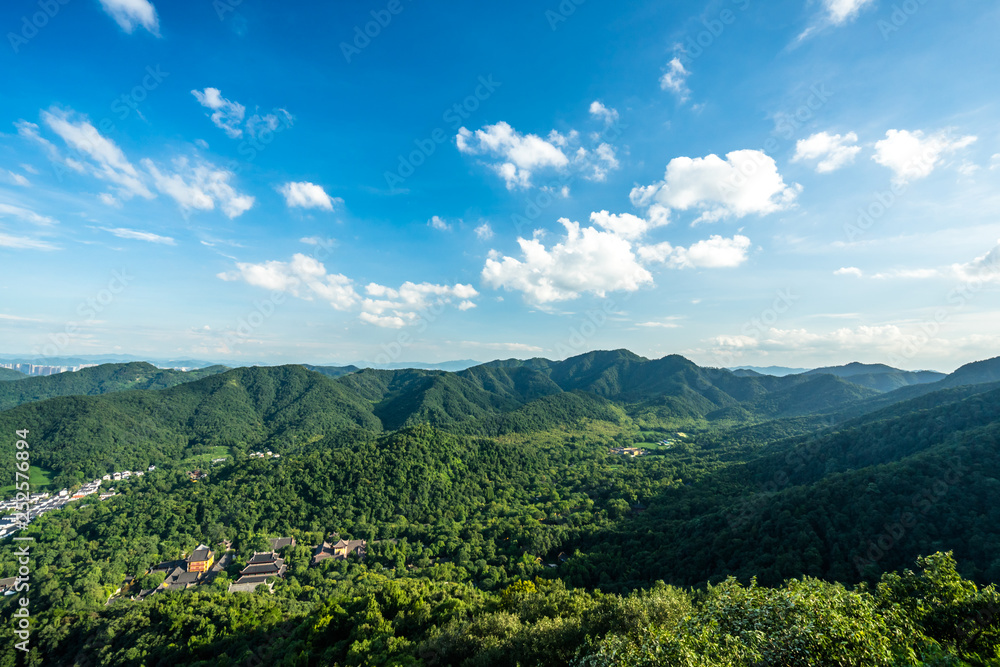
[0,368,25,382]
[0,361,229,412]
[4,352,1000,488]
[2,351,1000,665]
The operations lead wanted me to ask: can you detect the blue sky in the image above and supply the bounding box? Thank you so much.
[1,0,999,371]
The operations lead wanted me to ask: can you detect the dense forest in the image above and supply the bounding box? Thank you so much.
[1,351,999,665]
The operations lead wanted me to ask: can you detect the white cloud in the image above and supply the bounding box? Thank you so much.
[41,108,154,201]
[636,321,681,329]
[872,129,977,185]
[459,341,544,353]
[457,121,569,189]
[475,222,494,240]
[834,266,864,277]
[428,215,452,231]
[660,57,690,101]
[871,268,941,280]
[0,233,58,251]
[0,203,57,226]
[246,109,293,139]
[219,254,358,310]
[360,282,479,328]
[952,241,1000,284]
[638,234,751,269]
[6,171,29,186]
[823,0,876,25]
[278,181,340,211]
[144,157,254,218]
[101,227,175,245]
[711,324,909,354]
[590,210,663,240]
[98,0,160,35]
[219,254,478,327]
[990,154,1000,170]
[482,218,653,304]
[792,131,861,172]
[191,88,246,139]
[579,142,620,181]
[589,101,619,126]
[631,150,800,224]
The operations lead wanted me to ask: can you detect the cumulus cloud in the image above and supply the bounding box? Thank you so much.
[99,0,160,35]
[218,254,359,310]
[218,254,478,328]
[630,150,800,224]
[834,266,864,277]
[793,131,861,172]
[590,210,664,240]
[41,108,154,201]
[660,57,690,101]
[873,129,977,185]
[144,157,254,218]
[952,241,1000,284]
[589,101,619,126]
[278,181,340,211]
[100,227,175,245]
[481,218,653,304]
[475,222,494,240]
[360,282,479,328]
[638,235,751,269]
[457,121,569,189]
[192,88,246,139]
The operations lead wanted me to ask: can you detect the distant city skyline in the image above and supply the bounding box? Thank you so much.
[1,0,999,372]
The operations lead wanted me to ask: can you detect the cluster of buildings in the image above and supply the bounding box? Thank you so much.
[249,451,280,459]
[611,446,648,457]
[119,534,376,600]
[0,362,97,376]
[0,467,151,539]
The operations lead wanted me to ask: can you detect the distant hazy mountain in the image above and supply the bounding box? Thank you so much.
[800,361,945,393]
[0,354,224,369]
[302,364,361,379]
[729,366,809,377]
[352,359,482,372]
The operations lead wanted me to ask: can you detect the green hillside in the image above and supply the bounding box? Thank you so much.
[2,350,1000,665]
[0,361,229,412]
